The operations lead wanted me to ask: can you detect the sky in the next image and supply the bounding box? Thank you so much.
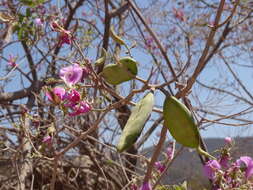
[0,0,252,151]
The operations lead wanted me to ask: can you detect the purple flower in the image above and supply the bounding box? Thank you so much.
[236,156,253,179]
[60,64,83,86]
[203,160,221,180]
[53,87,66,100]
[140,182,152,190]
[42,135,52,144]
[173,8,186,22]
[166,147,174,160]
[68,101,91,116]
[224,137,232,145]
[131,184,138,190]
[50,21,61,31]
[144,36,156,50]
[66,89,81,103]
[59,31,73,46]
[219,155,230,169]
[37,5,46,15]
[50,21,73,46]
[7,54,17,67]
[34,18,43,26]
[46,87,66,103]
[154,161,166,173]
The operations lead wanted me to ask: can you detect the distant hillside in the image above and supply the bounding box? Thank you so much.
[142,137,253,189]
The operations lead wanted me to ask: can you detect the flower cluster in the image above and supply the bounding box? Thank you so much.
[172,8,186,22]
[144,36,156,51]
[34,18,43,27]
[203,137,253,189]
[50,21,73,46]
[7,54,17,67]
[46,63,91,117]
[132,144,175,190]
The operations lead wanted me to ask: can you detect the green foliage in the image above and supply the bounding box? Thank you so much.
[13,12,36,42]
[101,57,138,85]
[19,0,45,7]
[116,92,154,152]
[156,181,188,190]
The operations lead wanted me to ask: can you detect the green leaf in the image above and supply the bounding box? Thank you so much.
[116,92,154,152]
[119,57,138,75]
[95,48,107,66]
[26,8,31,17]
[163,96,200,148]
[101,57,138,85]
[18,27,24,40]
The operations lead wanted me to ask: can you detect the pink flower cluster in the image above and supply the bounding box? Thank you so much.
[59,64,83,87]
[46,63,91,116]
[34,18,43,27]
[144,36,156,51]
[172,8,186,22]
[133,145,175,190]
[50,21,73,46]
[7,54,17,67]
[203,137,253,189]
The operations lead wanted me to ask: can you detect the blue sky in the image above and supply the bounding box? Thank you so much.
[0,1,252,150]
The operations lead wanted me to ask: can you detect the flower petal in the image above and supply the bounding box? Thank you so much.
[236,156,253,179]
[140,182,152,190]
[203,160,221,179]
[60,64,83,86]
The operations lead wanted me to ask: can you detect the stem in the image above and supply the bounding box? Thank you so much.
[143,125,167,183]
[197,146,216,160]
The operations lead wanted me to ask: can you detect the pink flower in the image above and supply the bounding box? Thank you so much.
[166,147,174,160]
[60,64,83,86]
[68,101,91,116]
[7,54,17,67]
[131,184,138,190]
[59,31,73,46]
[46,87,66,103]
[145,36,156,50]
[50,21,62,32]
[203,160,221,180]
[219,155,230,169]
[140,182,152,190]
[50,21,73,46]
[173,8,186,22]
[53,87,66,100]
[37,5,46,15]
[154,161,166,173]
[236,156,253,179]
[224,137,232,145]
[34,18,43,26]
[66,89,81,103]
[42,135,52,144]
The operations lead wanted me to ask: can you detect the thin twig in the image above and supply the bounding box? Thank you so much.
[143,125,167,183]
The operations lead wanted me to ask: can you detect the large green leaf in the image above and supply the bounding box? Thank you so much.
[117,92,154,152]
[101,57,138,85]
[163,96,200,148]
